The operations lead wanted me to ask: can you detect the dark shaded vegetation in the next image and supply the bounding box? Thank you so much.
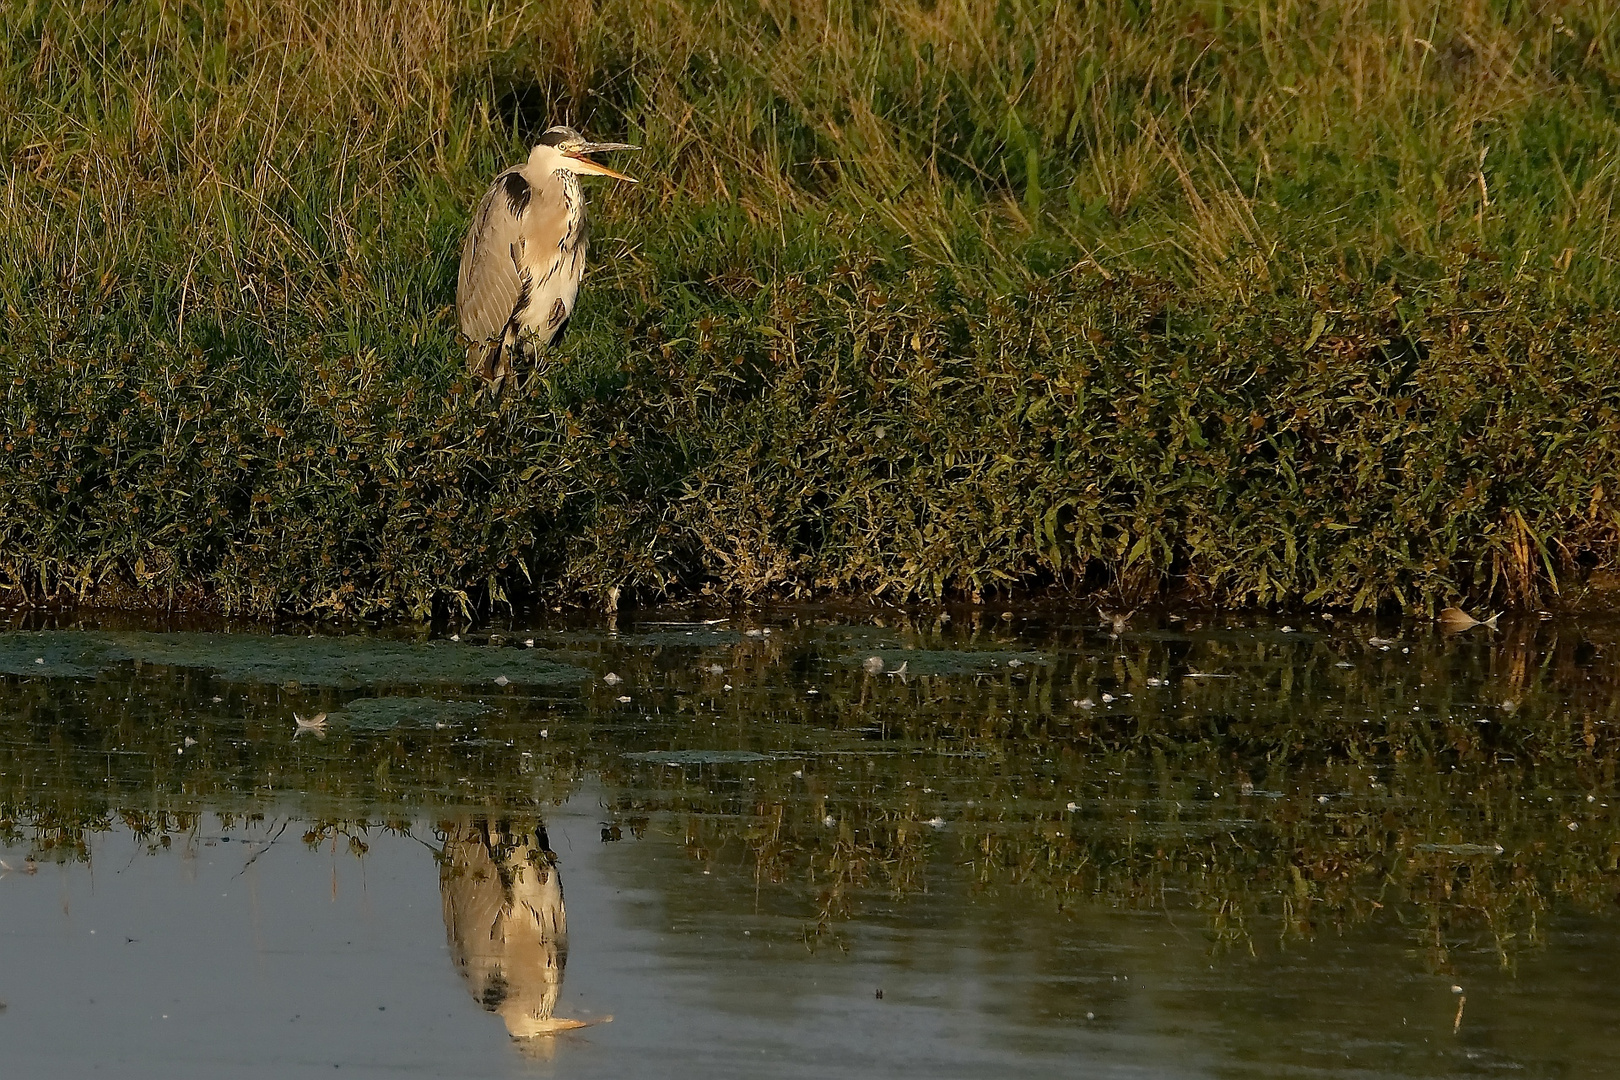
[3,2,1620,615]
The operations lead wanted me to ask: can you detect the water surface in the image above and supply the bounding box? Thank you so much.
[3,609,1619,1077]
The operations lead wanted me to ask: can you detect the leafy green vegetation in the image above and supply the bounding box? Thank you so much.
[3,1,1620,614]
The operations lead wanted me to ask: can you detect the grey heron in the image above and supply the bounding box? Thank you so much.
[457,126,637,392]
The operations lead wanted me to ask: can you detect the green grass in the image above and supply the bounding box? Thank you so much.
[3,0,1620,615]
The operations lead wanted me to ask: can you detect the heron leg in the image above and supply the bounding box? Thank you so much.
[479,320,523,399]
[512,312,567,395]
[474,338,503,382]
[494,326,519,395]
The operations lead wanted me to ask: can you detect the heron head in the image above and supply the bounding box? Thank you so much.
[535,126,639,183]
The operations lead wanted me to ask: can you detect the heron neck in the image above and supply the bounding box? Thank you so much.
[555,170,586,249]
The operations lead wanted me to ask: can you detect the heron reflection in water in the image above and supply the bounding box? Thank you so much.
[437,816,602,1040]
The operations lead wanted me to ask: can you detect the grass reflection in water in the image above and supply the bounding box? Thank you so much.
[1,608,1618,986]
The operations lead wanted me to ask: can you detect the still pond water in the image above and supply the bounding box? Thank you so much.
[3,609,1620,1078]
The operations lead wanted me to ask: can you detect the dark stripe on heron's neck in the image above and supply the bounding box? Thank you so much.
[556,171,584,251]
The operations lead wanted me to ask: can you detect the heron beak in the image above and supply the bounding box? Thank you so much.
[565,143,639,183]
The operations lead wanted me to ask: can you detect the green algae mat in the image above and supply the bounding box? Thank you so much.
[0,630,591,688]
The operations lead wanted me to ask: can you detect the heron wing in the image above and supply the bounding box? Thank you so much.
[457,170,528,344]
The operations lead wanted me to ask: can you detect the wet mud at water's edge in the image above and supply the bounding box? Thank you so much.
[3,608,1620,1077]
